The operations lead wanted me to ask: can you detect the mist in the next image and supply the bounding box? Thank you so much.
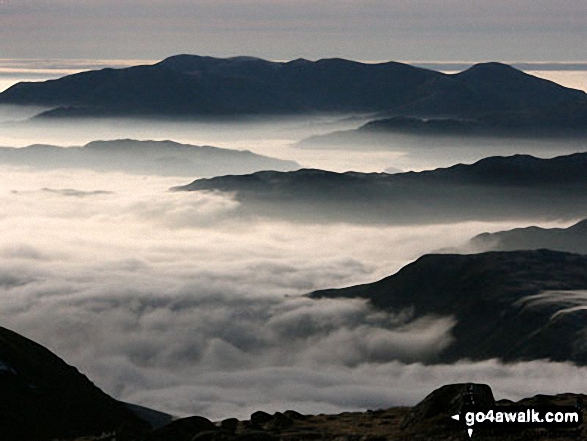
[1,162,584,419]
[3,112,587,176]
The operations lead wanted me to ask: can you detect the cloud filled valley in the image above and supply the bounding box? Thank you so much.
[2,165,587,420]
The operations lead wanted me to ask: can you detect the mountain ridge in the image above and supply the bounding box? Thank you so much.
[0,138,300,176]
[470,218,587,254]
[1,55,585,119]
[310,249,587,364]
[173,152,587,224]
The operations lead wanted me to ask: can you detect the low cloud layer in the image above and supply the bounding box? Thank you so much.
[0,166,583,420]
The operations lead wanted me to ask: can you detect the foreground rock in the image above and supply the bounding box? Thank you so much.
[138,383,585,441]
[400,383,495,429]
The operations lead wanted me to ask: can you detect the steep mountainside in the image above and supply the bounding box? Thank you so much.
[470,218,587,254]
[0,326,150,441]
[311,250,587,364]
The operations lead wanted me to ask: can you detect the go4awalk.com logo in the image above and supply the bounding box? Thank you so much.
[451,406,582,437]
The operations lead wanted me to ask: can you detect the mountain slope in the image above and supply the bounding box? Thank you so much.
[0,55,584,119]
[0,139,299,176]
[173,152,587,224]
[310,250,587,364]
[300,101,587,147]
[0,326,150,441]
[470,218,587,254]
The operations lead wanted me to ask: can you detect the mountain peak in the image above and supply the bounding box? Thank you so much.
[456,61,524,78]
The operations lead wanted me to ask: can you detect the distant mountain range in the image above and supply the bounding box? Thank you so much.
[173,152,587,224]
[0,55,585,123]
[311,249,587,365]
[0,139,299,176]
[470,219,587,254]
[300,110,587,148]
[299,103,587,147]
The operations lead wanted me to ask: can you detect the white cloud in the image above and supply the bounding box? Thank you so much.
[0,165,582,421]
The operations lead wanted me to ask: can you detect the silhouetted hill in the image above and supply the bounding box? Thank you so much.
[300,102,587,146]
[0,139,299,176]
[470,219,587,254]
[311,250,587,365]
[0,326,150,441]
[0,55,584,119]
[369,102,587,134]
[173,152,587,224]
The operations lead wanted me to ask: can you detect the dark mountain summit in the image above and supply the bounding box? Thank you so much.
[0,55,584,119]
[0,326,150,441]
[173,152,587,224]
[311,249,587,365]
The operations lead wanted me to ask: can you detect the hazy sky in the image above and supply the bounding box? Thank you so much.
[1,0,586,61]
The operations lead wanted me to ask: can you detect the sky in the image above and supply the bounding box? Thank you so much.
[1,0,586,62]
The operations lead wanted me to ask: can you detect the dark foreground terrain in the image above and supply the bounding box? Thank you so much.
[2,324,585,441]
[136,383,586,441]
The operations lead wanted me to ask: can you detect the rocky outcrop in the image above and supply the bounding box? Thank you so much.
[400,383,495,429]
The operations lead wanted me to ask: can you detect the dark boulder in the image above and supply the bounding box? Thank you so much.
[250,411,273,426]
[144,416,217,441]
[220,418,239,433]
[283,410,306,420]
[265,412,294,430]
[401,383,495,429]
